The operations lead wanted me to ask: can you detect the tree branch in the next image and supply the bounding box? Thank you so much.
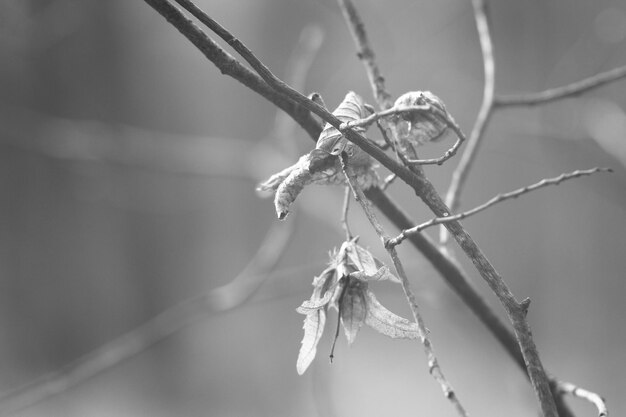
[0,217,293,417]
[495,65,626,107]
[390,167,612,246]
[443,0,496,242]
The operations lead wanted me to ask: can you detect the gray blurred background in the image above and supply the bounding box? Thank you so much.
[0,0,625,416]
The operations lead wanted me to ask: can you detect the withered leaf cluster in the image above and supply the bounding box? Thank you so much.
[296,238,419,375]
[257,92,379,219]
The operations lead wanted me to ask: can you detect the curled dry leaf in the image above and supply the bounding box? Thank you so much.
[295,238,418,374]
[392,91,451,159]
[257,92,379,219]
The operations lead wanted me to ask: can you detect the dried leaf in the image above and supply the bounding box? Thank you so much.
[316,91,369,155]
[393,91,450,158]
[364,289,420,339]
[297,309,327,375]
[340,278,368,345]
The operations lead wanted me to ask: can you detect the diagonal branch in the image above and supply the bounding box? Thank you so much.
[0,221,293,417]
[341,155,469,417]
[443,0,496,242]
[390,167,612,246]
[495,65,626,107]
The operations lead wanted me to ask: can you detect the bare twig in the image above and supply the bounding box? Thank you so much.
[495,65,626,107]
[340,105,467,166]
[341,185,353,240]
[0,295,205,416]
[337,0,393,108]
[443,0,496,242]
[340,154,469,417]
[390,167,612,246]
[0,220,293,417]
[0,14,319,414]
[554,381,608,417]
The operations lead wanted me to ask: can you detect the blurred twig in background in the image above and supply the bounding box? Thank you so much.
[0,21,325,415]
[442,0,495,244]
[495,65,626,107]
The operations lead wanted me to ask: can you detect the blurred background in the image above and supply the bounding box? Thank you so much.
[0,0,625,416]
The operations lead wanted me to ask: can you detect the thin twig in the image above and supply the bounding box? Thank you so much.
[554,381,608,417]
[443,0,496,242]
[341,185,353,240]
[340,154,469,417]
[495,65,626,107]
[390,167,612,246]
[340,105,467,166]
[337,0,393,108]
[0,12,313,413]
